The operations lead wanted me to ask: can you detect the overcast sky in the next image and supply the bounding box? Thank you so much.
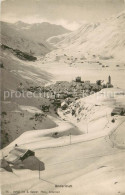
[1,0,125,30]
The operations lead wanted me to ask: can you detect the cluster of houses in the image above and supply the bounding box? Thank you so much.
[27,76,113,111]
[45,76,112,97]
[44,75,113,108]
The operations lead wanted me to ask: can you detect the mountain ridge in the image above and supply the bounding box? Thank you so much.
[0,21,71,57]
[13,21,71,42]
[0,21,50,56]
[48,11,125,61]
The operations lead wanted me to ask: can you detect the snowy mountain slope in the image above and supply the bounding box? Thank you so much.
[14,21,71,43]
[0,21,50,56]
[0,49,54,147]
[47,33,70,46]
[58,88,125,134]
[49,11,125,61]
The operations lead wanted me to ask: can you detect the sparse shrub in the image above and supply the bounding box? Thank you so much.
[2,112,7,116]
[0,62,4,68]
[20,113,24,117]
[111,119,115,123]
[35,113,39,117]
[52,132,59,138]
[29,117,34,120]
[72,110,76,116]
[99,55,113,60]
[34,113,46,122]
[15,50,37,61]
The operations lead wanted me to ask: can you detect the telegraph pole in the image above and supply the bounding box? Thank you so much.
[86,120,89,134]
[87,122,88,134]
[70,133,71,145]
[39,161,40,179]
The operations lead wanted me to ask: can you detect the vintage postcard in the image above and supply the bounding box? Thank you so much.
[0,0,125,195]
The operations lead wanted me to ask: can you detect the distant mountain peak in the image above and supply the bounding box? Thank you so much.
[13,21,71,42]
[15,21,27,25]
[15,21,30,28]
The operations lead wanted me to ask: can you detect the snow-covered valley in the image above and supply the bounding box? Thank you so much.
[0,10,125,195]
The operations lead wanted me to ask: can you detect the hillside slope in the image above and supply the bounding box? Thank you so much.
[0,21,50,56]
[0,49,54,148]
[14,21,71,42]
[47,33,70,46]
[49,11,125,61]
[1,88,125,195]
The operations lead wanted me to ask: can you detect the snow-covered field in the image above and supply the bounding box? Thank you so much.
[15,56,125,89]
[1,88,125,195]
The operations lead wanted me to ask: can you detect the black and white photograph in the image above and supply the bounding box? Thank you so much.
[0,0,125,194]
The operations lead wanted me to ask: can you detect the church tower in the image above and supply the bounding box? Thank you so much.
[108,75,111,84]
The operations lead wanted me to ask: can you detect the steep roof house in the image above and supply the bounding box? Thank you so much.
[5,147,35,164]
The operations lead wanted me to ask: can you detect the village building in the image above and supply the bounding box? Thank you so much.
[53,99,61,107]
[61,101,68,110]
[50,94,56,100]
[83,83,91,90]
[5,147,35,164]
[111,107,125,116]
[17,83,24,93]
[84,81,90,84]
[55,93,64,99]
[76,77,81,82]
[96,80,102,85]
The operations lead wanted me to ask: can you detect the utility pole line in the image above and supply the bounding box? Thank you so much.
[39,162,40,179]
[70,133,71,145]
[86,120,88,134]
